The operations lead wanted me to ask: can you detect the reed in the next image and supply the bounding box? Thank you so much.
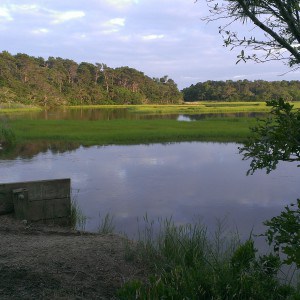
[118,216,299,299]
[97,213,115,234]
[70,198,87,231]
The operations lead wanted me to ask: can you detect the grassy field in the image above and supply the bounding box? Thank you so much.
[9,117,256,146]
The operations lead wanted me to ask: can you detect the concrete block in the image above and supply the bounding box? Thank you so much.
[0,179,71,223]
[0,188,13,215]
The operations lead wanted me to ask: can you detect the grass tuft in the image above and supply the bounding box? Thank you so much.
[97,213,115,234]
[70,194,87,231]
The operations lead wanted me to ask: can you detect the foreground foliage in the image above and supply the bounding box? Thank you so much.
[118,218,299,299]
[264,199,300,269]
[201,0,300,68]
[239,99,300,174]
[239,99,300,274]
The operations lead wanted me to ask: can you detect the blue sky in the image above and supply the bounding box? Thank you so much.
[0,0,299,89]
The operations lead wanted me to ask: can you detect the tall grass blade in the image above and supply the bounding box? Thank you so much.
[97,213,115,234]
[70,191,87,231]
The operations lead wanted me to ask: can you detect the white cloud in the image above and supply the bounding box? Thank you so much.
[1,4,85,25]
[105,18,125,27]
[142,34,164,41]
[101,17,126,34]
[105,0,139,9]
[232,71,281,80]
[10,4,39,12]
[51,10,85,24]
[0,6,13,21]
[232,74,247,79]
[101,28,119,34]
[32,28,49,34]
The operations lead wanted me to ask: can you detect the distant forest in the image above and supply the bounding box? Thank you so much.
[0,51,182,107]
[1,51,300,106]
[182,80,300,102]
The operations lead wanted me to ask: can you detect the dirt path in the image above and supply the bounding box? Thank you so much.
[0,215,146,299]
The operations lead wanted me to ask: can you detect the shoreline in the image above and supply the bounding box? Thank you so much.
[0,214,146,299]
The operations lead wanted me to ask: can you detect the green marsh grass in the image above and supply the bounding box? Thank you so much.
[127,101,271,114]
[9,117,256,146]
[3,101,300,116]
[6,101,300,149]
[66,102,268,115]
[0,120,16,148]
[126,101,300,114]
[0,104,41,114]
[70,197,87,231]
[118,216,299,299]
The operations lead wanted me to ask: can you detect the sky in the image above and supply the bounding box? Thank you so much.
[0,0,299,90]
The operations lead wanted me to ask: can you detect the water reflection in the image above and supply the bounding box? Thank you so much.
[0,142,298,240]
[0,142,80,160]
[177,112,265,122]
[2,108,264,121]
[3,108,177,121]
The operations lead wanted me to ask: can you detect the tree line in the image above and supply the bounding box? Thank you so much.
[0,51,182,107]
[2,51,300,106]
[182,80,300,102]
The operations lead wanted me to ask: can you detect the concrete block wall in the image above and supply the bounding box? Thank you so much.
[0,179,71,223]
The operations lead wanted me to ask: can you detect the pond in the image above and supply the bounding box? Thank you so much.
[0,142,298,241]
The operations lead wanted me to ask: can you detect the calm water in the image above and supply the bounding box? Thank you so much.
[0,142,298,240]
[2,107,263,121]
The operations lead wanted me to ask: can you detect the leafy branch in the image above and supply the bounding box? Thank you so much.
[239,99,300,174]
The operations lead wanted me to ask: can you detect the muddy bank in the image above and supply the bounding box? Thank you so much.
[0,215,146,299]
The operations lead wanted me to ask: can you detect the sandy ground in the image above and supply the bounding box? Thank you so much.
[0,214,146,299]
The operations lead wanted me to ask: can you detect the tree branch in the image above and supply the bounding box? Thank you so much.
[236,0,300,63]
